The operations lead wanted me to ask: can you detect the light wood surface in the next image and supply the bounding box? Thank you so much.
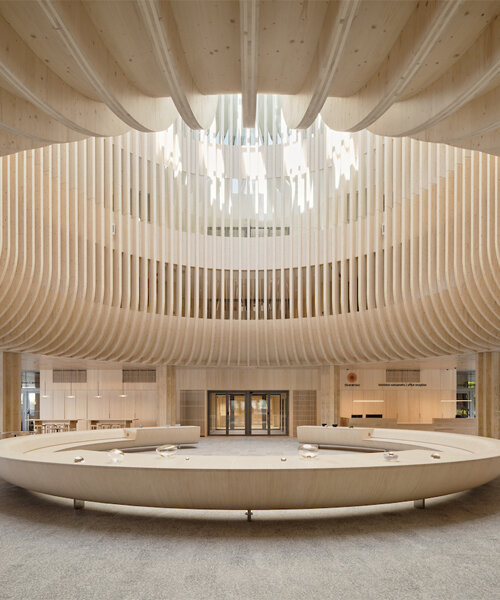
[477,351,500,438]
[0,426,499,511]
[0,2,498,153]
[1,123,498,368]
[1,353,21,433]
[345,418,478,436]
[88,419,134,429]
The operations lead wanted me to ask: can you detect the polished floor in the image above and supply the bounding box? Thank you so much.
[0,437,499,600]
[137,436,362,455]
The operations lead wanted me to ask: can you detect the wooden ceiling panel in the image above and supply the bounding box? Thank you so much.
[327,0,416,98]
[0,0,496,153]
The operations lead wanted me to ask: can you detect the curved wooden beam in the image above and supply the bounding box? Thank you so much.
[0,88,84,144]
[281,0,361,130]
[369,16,500,137]
[0,131,49,156]
[0,13,128,138]
[0,0,494,154]
[452,128,500,154]
[240,0,259,129]
[136,0,217,130]
[412,85,500,145]
[320,0,462,132]
[36,0,178,133]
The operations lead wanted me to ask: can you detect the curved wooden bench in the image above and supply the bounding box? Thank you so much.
[0,427,499,514]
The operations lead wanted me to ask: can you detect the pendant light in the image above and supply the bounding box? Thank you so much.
[67,370,75,399]
[119,370,127,398]
[95,371,102,399]
[41,375,49,399]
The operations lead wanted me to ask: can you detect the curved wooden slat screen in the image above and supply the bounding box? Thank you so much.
[0,103,499,366]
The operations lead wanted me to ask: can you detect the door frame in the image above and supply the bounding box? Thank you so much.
[21,388,40,431]
[208,390,289,436]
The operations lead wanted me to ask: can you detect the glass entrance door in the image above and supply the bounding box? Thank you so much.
[21,371,40,432]
[21,390,39,432]
[208,391,288,435]
[250,393,268,435]
[229,394,246,435]
[209,393,228,435]
[269,392,287,435]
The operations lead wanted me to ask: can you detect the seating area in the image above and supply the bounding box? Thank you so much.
[31,420,78,434]
[30,419,136,433]
[0,426,498,514]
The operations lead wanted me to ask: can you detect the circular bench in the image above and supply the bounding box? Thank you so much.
[0,426,499,514]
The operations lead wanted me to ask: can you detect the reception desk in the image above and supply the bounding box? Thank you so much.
[346,417,478,435]
[89,419,135,430]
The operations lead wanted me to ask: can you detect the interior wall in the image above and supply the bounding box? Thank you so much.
[340,367,456,424]
[39,369,157,428]
[176,367,326,436]
[477,352,500,439]
[37,364,459,431]
[180,390,205,432]
[292,390,317,436]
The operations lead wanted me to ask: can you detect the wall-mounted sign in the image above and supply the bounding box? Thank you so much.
[345,372,360,387]
[378,383,427,387]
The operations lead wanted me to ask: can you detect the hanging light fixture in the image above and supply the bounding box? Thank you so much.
[95,371,102,399]
[352,399,385,403]
[119,370,127,398]
[67,370,75,399]
[41,374,49,399]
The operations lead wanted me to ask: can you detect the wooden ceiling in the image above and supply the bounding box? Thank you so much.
[0,0,499,154]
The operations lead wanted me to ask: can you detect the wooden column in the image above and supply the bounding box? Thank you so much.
[0,352,2,433]
[477,352,500,439]
[1,352,21,433]
[156,365,177,426]
[319,366,341,426]
[332,365,341,424]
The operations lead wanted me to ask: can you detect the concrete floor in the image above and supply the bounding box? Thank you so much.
[0,437,499,600]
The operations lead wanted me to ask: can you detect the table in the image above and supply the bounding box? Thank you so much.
[30,419,78,433]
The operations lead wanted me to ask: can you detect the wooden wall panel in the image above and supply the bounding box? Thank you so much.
[340,367,460,424]
[292,390,317,437]
[477,351,500,438]
[180,390,206,434]
[40,368,157,427]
